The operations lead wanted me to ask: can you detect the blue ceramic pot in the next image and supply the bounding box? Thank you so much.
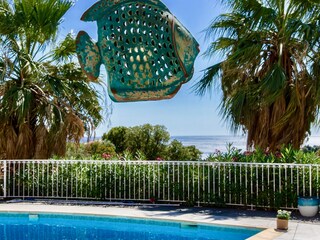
[298,197,319,217]
[298,197,319,206]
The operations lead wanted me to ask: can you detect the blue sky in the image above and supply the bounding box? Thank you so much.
[60,0,226,137]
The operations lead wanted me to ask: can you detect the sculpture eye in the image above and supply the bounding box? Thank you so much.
[177,26,181,32]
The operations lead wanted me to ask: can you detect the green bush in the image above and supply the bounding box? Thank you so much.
[102,126,128,154]
[65,124,204,161]
[84,140,117,159]
[63,140,117,160]
[124,124,170,160]
[64,142,88,160]
[102,124,203,160]
[164,140,202,161]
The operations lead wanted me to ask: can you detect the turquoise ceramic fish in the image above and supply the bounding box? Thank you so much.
[76,0,199,102]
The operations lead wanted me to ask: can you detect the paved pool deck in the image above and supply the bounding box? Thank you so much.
[0,201,319,240]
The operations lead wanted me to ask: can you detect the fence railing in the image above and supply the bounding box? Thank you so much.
[0,160,319,209]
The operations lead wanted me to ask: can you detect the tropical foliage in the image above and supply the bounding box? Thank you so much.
[205,144,320,164]
[196,0,320,151]
[0,0,104,159]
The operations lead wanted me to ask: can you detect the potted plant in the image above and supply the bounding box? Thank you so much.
[298,197,319,217]
[276,210,291,230]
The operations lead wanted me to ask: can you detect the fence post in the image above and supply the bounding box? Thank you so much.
[3,161,7,198]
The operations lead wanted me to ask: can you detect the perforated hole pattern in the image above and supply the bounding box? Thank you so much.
[101,2,183,88]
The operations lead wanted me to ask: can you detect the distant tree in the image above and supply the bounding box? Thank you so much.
[0,0,104,159]
[195,0,320,151]
[102,126,128,153]
[165,140,202,161]
[84,140,116,158]
[125,124,170,160]
[103,124,203,160]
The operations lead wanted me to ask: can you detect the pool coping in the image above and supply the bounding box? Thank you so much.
[0,202,307,240]
[247,228,284,240]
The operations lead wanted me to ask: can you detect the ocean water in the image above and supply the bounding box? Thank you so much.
[172,135,320,156]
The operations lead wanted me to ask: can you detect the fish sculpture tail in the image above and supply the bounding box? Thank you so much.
[76,31,102,81]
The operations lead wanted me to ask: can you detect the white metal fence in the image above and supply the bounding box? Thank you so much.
[0,160,319,209]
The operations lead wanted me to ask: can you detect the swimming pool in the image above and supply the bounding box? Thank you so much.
[0,213,262,240]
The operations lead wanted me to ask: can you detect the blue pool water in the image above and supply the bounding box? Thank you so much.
[0,213,261,240]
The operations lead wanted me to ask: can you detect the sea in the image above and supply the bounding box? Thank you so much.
[171,135,320,157]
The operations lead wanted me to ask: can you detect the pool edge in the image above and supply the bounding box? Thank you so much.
[247,228,285,240]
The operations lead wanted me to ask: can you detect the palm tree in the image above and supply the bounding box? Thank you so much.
[0,0,104,159]
[195,0,320,151]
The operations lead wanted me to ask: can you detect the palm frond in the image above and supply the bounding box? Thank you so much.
[194,62,223,96]
[53,33,76,62]
[260,63,287,105]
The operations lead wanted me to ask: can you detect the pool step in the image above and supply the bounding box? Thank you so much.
[29,214,39,221]
[180,223,198,228]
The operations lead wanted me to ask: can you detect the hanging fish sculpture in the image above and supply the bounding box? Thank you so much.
[76,0,199,102]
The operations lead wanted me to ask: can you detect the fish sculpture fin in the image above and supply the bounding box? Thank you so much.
[81,0,168,22]
[76,31,101,81]
[81,0,121,22]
